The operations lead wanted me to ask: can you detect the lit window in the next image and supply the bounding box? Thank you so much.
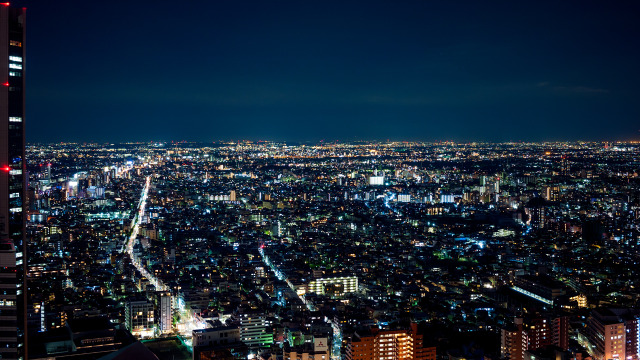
[10,207,21,213]
[10,169,21,175]
[9,117,21,122]
[9,63,22,69]
[9,71,21,77]
[9,56,22,62]
[10,40,21,47]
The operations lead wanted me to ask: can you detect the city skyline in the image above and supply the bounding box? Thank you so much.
[10,0,640,143]
[5,2,640,359]
[23,140,640,360]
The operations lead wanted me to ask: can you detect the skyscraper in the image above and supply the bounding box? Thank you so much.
[0,4,27,360]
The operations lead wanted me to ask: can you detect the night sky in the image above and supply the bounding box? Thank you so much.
[13,0,640,143]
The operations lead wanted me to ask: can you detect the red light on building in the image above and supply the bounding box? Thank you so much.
[3,82,9,86]
[2,166,11,172]
[1,3,10,7]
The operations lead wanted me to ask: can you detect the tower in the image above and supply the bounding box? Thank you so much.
[0,4,27,359]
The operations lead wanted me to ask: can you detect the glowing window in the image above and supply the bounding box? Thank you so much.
[9,63,22,69]
[9,56,22,62]
[10,40,21,47]
[9,117,21,122]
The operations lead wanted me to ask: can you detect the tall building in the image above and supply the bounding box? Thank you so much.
[238,312,273,349]
[501,318,527,360]
[584,308,639,360]
[125,300,155,339]
[0,4,27,360]
[501,315,569,360]
[525,197,546,229]
[528,316,569,351]
[345,324,435,360]
[157,291,172,333]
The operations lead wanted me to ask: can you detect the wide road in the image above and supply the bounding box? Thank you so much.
[125,175,166,291]
[124,175,199,342]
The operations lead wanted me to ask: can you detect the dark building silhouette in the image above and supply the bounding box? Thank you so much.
[0,4,27,359]
[525,197,546,229]
[582,219,604,246]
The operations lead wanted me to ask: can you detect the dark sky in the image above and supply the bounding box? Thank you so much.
[13,0,640,143]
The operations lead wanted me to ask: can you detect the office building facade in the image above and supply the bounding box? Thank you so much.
[239,312,273,349]
[125,300,155,339]
[0,4,27,360]
[157,291,172,333]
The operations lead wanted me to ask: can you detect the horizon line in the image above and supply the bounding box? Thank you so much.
[25,139,640,146]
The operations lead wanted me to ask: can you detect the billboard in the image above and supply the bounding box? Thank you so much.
[314,337,328,352]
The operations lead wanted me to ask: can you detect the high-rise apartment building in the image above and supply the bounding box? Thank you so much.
[584,309,639,360]
[501,315,569,360]
[345,324,435,360]
[0,4,27,360]
[528,316,569,351]
[501,318,527,360]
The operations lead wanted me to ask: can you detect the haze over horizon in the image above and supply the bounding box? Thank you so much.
[14,0,640,143]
